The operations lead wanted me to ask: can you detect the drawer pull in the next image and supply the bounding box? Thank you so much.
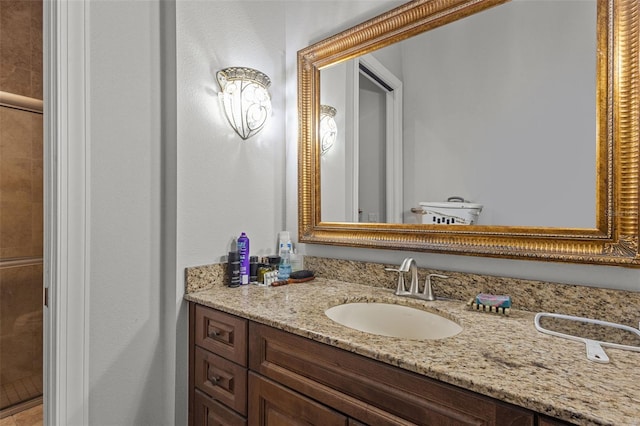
[210,375,221,384]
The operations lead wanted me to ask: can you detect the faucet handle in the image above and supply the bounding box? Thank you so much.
[423,274,449,300]
[385,267,408,295]
[427,273,449,281]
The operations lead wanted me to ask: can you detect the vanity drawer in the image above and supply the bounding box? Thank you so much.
[194,389,247,426]
[195,304,248,366]
[195,347,248,416]
[249,322,534,425]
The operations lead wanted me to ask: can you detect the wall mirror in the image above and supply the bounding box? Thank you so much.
[297,0,640,266]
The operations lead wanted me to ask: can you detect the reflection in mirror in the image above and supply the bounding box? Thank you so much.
[320,105,338,156]
[298,0,640,266]
[320,0,596,228]
[322,54,404,223]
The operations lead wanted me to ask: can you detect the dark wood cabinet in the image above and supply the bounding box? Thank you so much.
[537,416,576,426]
[189,303,574,426]
[195,347,247,415]
[190,304,249,426]
[249,321,534,426]
[194,389,247,426]
[248,372,348,425]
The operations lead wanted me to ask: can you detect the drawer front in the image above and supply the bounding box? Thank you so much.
[249,322,534,426]
[195,304,248,366]
[248,372,348,426]
[194,390,247,426]
[195,347,248,416]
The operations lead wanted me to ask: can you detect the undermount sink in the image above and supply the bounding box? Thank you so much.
[325,302,462,340]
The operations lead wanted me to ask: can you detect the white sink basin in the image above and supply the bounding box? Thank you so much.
[325,302,462,340]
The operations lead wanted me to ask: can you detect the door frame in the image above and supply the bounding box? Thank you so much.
[43,1,90,424]
[346,54,403,223]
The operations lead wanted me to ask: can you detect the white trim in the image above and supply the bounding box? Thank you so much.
[44,1,90,425]
[347,55,403,224]
[345,60,359,222]
[385,79,403,224]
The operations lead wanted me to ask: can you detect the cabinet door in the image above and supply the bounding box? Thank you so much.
[248,372,348,426]
[195,390,247,426]
[195,347,248,415]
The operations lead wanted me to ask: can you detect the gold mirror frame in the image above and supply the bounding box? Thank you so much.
[298,0,640,267]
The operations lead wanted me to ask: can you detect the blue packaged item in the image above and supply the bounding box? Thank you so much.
[475,293,512,308]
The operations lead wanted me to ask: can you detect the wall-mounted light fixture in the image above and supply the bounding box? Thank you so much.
[216,67,272,140]
[320,105,337,155]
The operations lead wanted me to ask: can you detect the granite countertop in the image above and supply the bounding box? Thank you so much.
[185,278,640,426]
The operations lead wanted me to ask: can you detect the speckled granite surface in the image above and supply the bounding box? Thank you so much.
[185,258,640,425]
[185,279,640,426]
[186,257,640,327]
[185,263,225,293]
[304,256,640,328]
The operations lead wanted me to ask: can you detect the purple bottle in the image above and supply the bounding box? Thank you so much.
[237,232,250,285]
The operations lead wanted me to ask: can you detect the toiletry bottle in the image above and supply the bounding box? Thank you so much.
[257,263,271,285]
[277,247,292,280]
[267,255,281,271]
[237,232,250,285]
[249,256,259,284]
[290,248,303,272]
[227,251,240,288]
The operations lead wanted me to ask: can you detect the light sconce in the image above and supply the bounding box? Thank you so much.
[320,105,337,155]
[216,67,272,140]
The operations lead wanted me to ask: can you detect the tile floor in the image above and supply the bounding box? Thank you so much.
[0,376,42,412]
[0,405,42,426]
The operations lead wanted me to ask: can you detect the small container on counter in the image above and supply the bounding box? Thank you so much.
[257,263,272,285]
[227,251,240,288]
[249,256,259,284]
[263,270,279,286]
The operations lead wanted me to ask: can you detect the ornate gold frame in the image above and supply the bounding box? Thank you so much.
[298,0,640,267]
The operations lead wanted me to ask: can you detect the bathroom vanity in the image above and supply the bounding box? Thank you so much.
[186,279,639,425]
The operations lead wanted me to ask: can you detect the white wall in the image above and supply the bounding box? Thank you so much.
[88,1,176,424]
[176,1,287,424]
[176,1,286,266]
[403,0,596,227]
[76,1,638,425]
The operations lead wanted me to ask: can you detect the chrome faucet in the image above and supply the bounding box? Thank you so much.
[386,258,448,301]
[385,257,417,296]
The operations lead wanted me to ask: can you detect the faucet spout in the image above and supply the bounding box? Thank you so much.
[386,258,416,296]
[406,259,419,295]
